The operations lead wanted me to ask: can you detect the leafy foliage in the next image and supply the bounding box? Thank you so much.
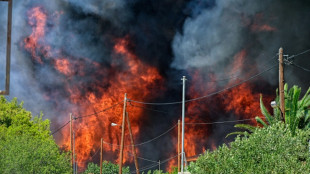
[189,122,310,174]
[257,84,310,135]
[0,97,71,173]
[141,165,178,174]
[142,169,168,174]
[229,84,310,137]
[83,161,130,174]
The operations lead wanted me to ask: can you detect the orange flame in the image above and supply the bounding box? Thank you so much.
[54,59,73,76]
[24,7,165,168]
[59,38,165,167]
[24,7,50,64]
[24,6,274,172]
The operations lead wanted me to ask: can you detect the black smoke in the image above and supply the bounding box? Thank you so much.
[1,0,310,172]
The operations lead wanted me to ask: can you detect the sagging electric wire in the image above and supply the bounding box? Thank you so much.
[51,121,70,135]
[206,54,277,83]
[129,102,169,114]
[51,101,122,135]
[132,154,180,173]
[292,63,310,72]
[127,48,310,105]
[75,101,122,119]
[128,64,277,105]
[101,123,178,147]
[90,147,100,159]
[185,117,264,125]
[287,48,310,60]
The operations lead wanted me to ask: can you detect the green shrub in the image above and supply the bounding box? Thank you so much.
[0,97,71,173]
[83,161,130,174]
[189,122,310,174]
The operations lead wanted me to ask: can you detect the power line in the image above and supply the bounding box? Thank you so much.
[128,48,310,106]
[51,101,122,135]
[90,147,100,159]
[133,124,177,147]
[287,48,310,60]
[129,103,169,114]
[205,54,277,83]
[111,144,159,163]
[292,63,310,72]
[185,117,263,125]
[51,121,70,135]
[132,154,180,173]
[128,65,276,105]
[75,101,122,119]
[102,124,178,147]
[100,116,264,148]
[121,149,158,163]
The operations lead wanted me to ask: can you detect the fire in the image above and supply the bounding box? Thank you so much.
[54,59,72,76]
[23,5,274,172]
[167,49,270,171]
[66,38,164,166]
[223,49,265,121]
[66,38,164,165]
[23,6,164,168]
[250,13,277,32]
[24,6,50,64]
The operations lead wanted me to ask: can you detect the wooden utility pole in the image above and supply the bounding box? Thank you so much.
[100,138,103,174]
[119,93,127,174]
[279,47,285,121]
[0,0,12,95]
[178,120,181,172]
[126,112,140,174]
[70,113,73,173]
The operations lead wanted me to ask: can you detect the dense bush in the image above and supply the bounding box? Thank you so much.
[83,161,130,174]
[189,122,310,174]
[0,97,71,173]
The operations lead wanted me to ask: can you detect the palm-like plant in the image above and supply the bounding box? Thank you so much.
[227,84,310,137]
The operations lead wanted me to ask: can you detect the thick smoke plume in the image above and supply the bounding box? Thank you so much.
[0,0,310,172]
[172,0,310,88]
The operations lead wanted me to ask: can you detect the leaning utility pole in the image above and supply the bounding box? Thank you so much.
[126,112,140,174]
[70,113,73,173]
[119,93,127,174]
[100,138,103,174]
[181,76,187,173]
[178,119,181,172]
[279,47,285,121]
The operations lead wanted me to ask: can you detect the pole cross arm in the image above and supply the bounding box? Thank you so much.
[0,0,12,95]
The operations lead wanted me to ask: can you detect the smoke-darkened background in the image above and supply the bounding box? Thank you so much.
[1,0,310,172]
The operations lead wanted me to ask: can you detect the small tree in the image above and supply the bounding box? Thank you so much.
[83,161,130,174]
[0,97,71,173]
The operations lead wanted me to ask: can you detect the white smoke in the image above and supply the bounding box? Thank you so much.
[171,0,271,69]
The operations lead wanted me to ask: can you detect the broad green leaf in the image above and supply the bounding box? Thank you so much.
[259,95,274,125]
[234,124,256,133]
[255,116,268,127]
[226,131,249,138]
